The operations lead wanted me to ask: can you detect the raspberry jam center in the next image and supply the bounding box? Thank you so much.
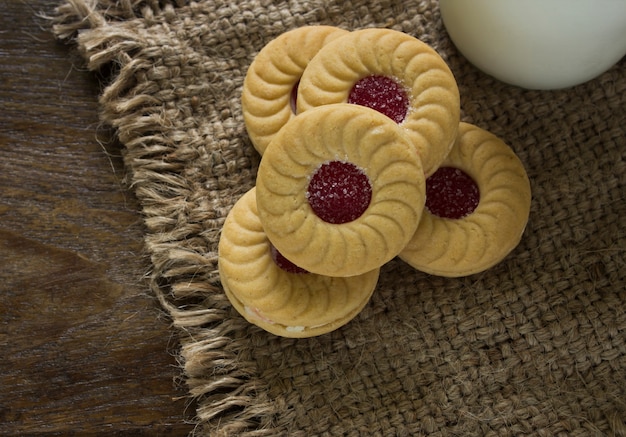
[290,79,300,114]
[426,167,480,219]
[270,244,308,274]
[307,161,372,224]
[348,75,410,123]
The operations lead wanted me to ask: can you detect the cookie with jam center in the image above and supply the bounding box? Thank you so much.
[256,103,426,277]
[297,27,461,177]
[242,25,349,155]
[219,187,380,338]
[400,122,532,277]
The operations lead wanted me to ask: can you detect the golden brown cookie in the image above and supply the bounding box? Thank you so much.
[256,103,426,277]
[297,27,460,177]
[400,122,532,277]
[218,187,380,338]
[241,25,349,155]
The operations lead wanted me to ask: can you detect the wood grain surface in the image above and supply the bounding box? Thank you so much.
[0,1,194,435]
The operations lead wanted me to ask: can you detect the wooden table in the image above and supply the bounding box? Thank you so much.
[1,1,194,435]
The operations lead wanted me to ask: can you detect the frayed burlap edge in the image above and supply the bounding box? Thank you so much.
[52,2,284,436]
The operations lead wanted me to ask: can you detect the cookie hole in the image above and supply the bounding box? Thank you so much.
[348,75,410,123]
[426,166,480,219]
[290,79,300,114]
[307,160,372,224]
[270,243,308,274]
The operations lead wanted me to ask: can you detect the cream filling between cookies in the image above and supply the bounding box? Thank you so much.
[244,305,333,332]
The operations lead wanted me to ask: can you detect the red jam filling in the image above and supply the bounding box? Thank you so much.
[426,167,480,219]
[348,75,410,123]
[270,243,309,274]
[290,79,300,114]
[307,160,372,224]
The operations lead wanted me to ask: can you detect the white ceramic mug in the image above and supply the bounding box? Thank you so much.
[439,0,626,89]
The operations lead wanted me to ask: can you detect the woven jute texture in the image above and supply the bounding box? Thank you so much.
[53,1,625,435]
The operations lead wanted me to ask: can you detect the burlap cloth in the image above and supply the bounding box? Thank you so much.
[52,1,625,435]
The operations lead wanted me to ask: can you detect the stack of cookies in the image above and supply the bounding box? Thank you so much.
[218,27,531,337]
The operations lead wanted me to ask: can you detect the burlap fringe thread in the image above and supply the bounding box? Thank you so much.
[52,1,626,436]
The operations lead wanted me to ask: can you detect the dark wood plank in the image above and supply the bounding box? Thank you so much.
[0,1,194,435]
